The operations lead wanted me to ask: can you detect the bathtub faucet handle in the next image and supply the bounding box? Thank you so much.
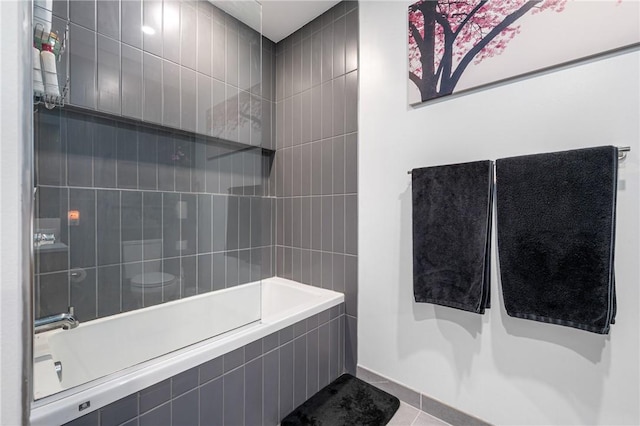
[34,307,80,334]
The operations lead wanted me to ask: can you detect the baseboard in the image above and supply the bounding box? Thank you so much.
[356,365,492,426]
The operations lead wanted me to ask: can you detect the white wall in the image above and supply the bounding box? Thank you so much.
[358,2,639,425]
[0,1,30,425]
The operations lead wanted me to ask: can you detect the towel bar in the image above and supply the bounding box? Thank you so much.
[407,146,632,174]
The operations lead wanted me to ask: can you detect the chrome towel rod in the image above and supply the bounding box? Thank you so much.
[407,146,631,174]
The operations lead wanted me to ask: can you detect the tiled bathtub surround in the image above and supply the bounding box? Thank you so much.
[50,0,275,150]
[273,1,359,374]
[64,304,346,426]
[34,108,275,321]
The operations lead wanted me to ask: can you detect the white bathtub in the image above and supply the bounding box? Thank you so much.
[31,277,344,426]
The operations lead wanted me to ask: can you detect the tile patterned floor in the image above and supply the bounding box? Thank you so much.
[388,402,451,426]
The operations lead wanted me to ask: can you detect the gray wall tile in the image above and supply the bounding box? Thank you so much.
[181,194,197,256]
[100,394,137,426]
[139,379,170,414]
[332,253,345,294]
[311,31,322,87]
[225,85,239,142]
[345,9,358,73]
[332,195,345,254]
[226,24,239,87]
[223,367,244,426]
[142,0,162,57]
[226,251,239,287]
[345,71,358,133]
[200,377,223,425]
[70,0,95,30]
[318,323,330,388]
[345,315,357,375]
[172,389,198,426]
[66,112,93,186]
[197,11,212,76]
[97,0,119,40]
[321,24,333,83]
[52,0,68,20]
[180,67,197,132]
[302,37,312,92]
[197,74,212,135]
[290,42,301,95]
[162,60,180,129]
[97,190,120,266]
[321,80,333,140]
[321,196,332,252]
[275,50,284,102]
[64,409,98,426]
[175,134,193,191]
[172,367,198,397]
[279,342,294,420]
[162,1,180,64]
[137,129,157,190]
[97,35,121,115]
[262,47,273,101]
[345,255,357,316]
[93,118,117,188]
[122,0,142,49]
[121,45,143,120]
[333,15,346,78]
[294,335,307,408]
[238,26,251,91]
[69,23,96,109]
[292,94,302,146]
[212,17,226,81]
[200,356,223,384]
[263,349,280,426]
[37,272,68,318]
[284,47,293,99]
[345,132,357,193]
[306,327,319,398]
[142,53,163,124]
[311,85,322,142]
[284,97,293,148]
[35,110,66,187]
[139,402,170,426]
[179,3,197,70]
[224,346,244,373]
[333,75,345,136]
[197,193,213,253]
[156,134,174,191]
[245,357,263,426]
[69,189,96,268]
[345,194,357,255]
[329,317,340,380]
[97,265,121,317]
[332,136,345,194]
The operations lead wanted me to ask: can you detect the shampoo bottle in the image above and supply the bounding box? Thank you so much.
[41,39,60,98]
[33,46,45,95]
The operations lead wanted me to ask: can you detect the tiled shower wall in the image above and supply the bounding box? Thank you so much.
[273,1,359,374]
[34,108,274,321]
[39,1,359,425]
[65,305,345,426]
[35,0,277,322]
[49,0,273,148]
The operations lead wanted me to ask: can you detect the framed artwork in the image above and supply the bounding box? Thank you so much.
[408,0,640,105]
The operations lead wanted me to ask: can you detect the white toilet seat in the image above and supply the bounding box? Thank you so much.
[131,272,176,288]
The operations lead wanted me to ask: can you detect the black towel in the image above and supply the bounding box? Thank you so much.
[496,146,618,334]
[412,160,493,314]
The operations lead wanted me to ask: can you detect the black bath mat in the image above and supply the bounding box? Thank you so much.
[281,374,400,426]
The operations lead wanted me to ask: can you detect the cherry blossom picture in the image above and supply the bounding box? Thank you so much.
[408,0,640,105]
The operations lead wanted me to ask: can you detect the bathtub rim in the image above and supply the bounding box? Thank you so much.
[30,277,344,426]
